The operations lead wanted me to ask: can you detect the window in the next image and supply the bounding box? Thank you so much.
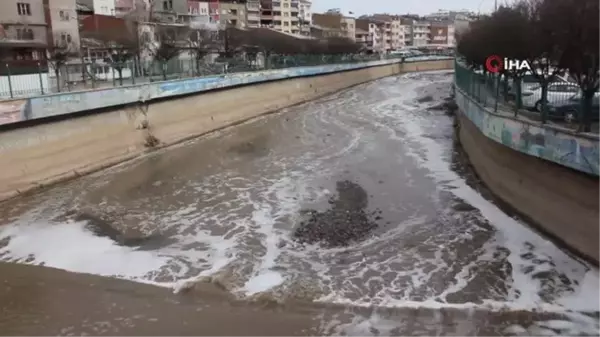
[283,12,288,16]
[163,0,173,10]
[283,3,289,8]
[230,9,237,15]
[17,2,31,16]
[59,10,70,21]
[283,21,289,26]
[61,32,72,44]
[16,28,34,40]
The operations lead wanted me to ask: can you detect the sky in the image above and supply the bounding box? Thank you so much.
[311,0,502,16]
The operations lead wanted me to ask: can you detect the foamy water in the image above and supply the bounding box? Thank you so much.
[0,70,597,335]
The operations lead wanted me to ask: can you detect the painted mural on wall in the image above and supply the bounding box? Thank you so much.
[456,89,599,176]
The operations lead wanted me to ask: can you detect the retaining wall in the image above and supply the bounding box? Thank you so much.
[455,87,599,265]
[0,58,453,202]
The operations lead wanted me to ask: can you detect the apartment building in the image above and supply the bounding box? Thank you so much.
[355,19,383,54]
[255,0,301,35]
[402,18,429,47]
[313,10,355,41]
[0,0,48,50]
[298,0,310,36]
[362,14,407,51]
[245,0,259,27]
[219,1,245,28]
[49,0,80,49]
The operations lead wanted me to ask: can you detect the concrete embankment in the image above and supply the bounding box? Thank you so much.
[0,60,452,202]
[455,91,599,265]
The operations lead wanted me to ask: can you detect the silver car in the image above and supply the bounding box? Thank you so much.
[521,82,581,111]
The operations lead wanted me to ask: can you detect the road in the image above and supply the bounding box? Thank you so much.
[0,71,597,336]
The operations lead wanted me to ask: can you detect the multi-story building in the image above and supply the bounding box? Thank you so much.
[298,0,311,36]
[313,9,355,41]
[413,21,430,46]
[311,13,343,38]
[49,0,80,49]
[426,10,466,46]
[245,0,259,28]
[261,0,299,35]
[0,0,49,97]
[355,19,381,53]
[259,0,273,28]
[219,1,245,28]
[362,14,406,51]
[0,1,49,50]
[402,18,429,47]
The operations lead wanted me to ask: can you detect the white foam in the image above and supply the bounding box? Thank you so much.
[368,72,598,312]
[244,271,285,295]
[0,221,168,279]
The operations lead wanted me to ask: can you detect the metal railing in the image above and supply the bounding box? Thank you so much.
[454,59,599,133]
[0,53,451,101]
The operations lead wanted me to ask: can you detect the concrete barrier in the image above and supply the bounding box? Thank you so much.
[0,59,453,202]
[455,87,599,265]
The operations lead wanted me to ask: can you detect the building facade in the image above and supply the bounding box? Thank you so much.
[313,10,355,41]
[219,1,245,28]
[0,0,49,94]
[48,0,80,49]
[245,0,259,28]
[362,14,406,51]
[298,0,311,36]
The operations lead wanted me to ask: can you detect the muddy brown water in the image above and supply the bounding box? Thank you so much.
[0,71,597,336]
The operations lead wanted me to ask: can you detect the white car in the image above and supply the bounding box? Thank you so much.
[521,82,581,111]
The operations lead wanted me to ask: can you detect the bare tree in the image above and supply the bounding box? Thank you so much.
[457,0,598,128]
[187,24,220,75]
[558,0,599,132]
[147,24,188,80]
[523,0,570,119]
[47,33,78,92]
[87,20,139,85]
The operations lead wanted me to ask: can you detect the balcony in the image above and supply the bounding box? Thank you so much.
[247,3,260,11]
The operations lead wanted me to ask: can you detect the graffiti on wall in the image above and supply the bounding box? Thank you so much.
[0,99,28,125]
[455,89,599,176]
[1,56,452,125]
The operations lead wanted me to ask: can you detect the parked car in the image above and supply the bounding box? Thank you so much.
[506,73,573,100]
[547,95,600,123]
[521,82,581,111]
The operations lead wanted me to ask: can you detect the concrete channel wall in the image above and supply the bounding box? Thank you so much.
[0,58,453,202]
[455,87,599,265]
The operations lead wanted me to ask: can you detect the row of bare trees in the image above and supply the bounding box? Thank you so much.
[80,16,364,82]
[457,0,599,131]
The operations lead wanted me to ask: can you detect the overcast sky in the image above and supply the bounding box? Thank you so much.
[311,0,502,16]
